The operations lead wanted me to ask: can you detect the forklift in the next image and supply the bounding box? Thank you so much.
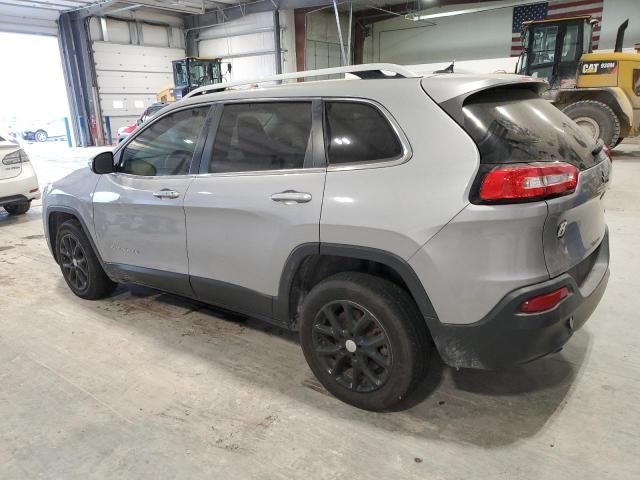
[157,57,224,103]
[516,16,640,147]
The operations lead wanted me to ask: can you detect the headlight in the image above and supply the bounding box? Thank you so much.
[2,149,29,165]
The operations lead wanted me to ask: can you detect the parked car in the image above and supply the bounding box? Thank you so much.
[21,119,67,142]
[43,65,611,411]
[116,102,167,143]
[1,133,40,215]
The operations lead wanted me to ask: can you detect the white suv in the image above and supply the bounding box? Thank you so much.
[0,135,40,215]
[43,64,610,411]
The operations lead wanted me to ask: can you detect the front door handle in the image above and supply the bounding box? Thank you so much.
[270,191,312,204]
[153,189,180,199]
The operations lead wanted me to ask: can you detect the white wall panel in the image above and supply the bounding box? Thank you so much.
[600,0,640,50]
[364,0,640,66]
[370,8,512,65]
[107,19,131,43]
[197,11,277,82]
[304,10,348,71]
[0,4,58,36]
[279,10,297,74]
[142,23,170,47]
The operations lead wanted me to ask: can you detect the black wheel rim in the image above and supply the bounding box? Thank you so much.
[59,234,89,292]
[312,300,392,393]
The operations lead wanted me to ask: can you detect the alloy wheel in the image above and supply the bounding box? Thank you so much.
[311,300,392,393]
[59,234,89,291]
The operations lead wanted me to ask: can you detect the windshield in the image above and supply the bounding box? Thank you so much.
[188,61,218,87]
[462,88,598,170]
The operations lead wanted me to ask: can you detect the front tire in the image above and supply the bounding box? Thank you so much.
[563,100,620,148]
[55,219,116,299]
[299,272,430,411]
[35,129,48,142]
[4,201,30,215]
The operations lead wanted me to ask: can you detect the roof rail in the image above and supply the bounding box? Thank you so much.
[182,63,418,100]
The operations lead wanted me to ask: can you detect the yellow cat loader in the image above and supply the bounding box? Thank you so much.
[157,57,223,103]
[516,16,640,147]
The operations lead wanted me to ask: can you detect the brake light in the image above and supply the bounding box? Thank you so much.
[2,149,28,165]
[479,162,578,203]
[520,287,569,313]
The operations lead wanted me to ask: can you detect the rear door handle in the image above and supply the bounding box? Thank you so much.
[270,191,312,204]
[153,189,181,199]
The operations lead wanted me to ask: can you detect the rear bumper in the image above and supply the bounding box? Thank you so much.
[0,194,29,206]
[0,165,40,202]
[432,228,610,369]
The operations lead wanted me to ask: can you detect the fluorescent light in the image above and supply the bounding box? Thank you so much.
[407,0,544,22]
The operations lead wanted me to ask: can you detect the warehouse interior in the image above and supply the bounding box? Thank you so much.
[1,0,639,478]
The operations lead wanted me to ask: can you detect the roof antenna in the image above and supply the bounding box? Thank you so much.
[435,60,455,74]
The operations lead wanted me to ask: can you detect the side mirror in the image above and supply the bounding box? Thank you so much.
[136,118,143,126]
[91,151,115,174]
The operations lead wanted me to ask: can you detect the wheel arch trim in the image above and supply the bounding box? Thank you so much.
[45,206,111,276]
[275,242,439,327]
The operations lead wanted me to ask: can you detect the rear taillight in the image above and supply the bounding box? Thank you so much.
[520,287,569,314]
[478,162,578,203]
[1,149,29,165]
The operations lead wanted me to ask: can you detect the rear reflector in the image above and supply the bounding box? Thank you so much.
[520,287,569,314]
[29,187,39,193]
[479,162,578,203]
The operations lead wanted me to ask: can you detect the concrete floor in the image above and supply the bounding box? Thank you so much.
[1,142,639,479]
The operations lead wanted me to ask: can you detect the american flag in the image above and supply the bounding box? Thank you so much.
[511,1,604,57]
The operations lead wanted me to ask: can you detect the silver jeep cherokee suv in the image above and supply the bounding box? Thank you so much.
[44,64,610,411]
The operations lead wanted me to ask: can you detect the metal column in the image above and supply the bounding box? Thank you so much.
[332,0,347,66]
[273,10,282,76]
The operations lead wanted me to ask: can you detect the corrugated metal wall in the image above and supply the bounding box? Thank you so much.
[88,16,185,140]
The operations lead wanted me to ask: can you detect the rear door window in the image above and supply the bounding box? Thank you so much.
[324,101,403,165]
[208,102,312,173]
[461,88,598,170]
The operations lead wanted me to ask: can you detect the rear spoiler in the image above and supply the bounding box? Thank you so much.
[422,76,548,125]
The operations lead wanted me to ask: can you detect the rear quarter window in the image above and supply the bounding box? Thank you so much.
[461,88,598,170]
[324,101,403,165]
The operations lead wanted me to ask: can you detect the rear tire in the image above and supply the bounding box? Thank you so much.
[55,219,116,299]
[4,201,30,215]
[35,129,48,142]
[562,100,620,148]
[299,272,431,411]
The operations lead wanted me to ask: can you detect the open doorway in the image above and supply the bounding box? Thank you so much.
[0,33,71,145]
[0,32,100,188]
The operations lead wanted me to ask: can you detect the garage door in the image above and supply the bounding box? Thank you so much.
[89,17,185,140]
[198,11,278,81]
[0,1,97,36]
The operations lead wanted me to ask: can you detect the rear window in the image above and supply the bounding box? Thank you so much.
[461,88,599,170]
